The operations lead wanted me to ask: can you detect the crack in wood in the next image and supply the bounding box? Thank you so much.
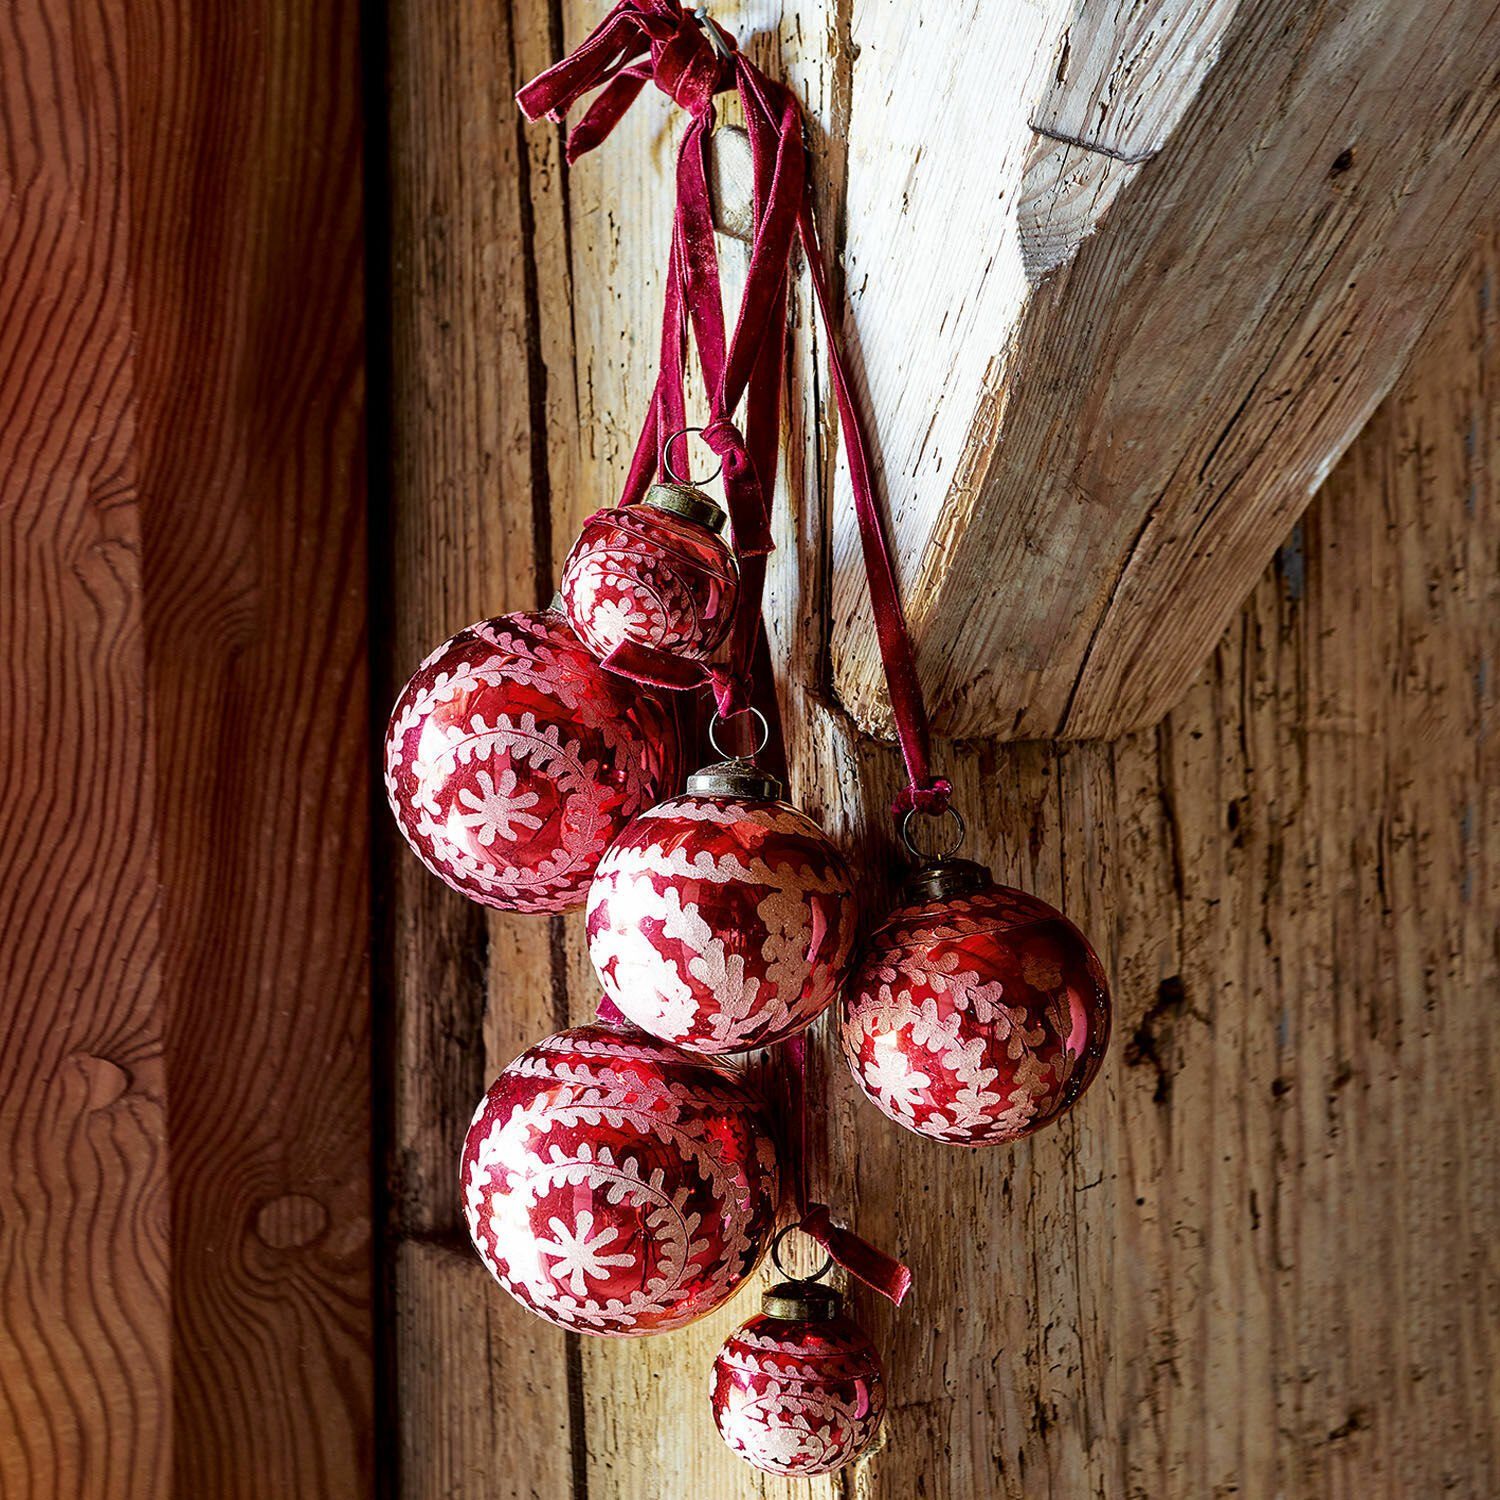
[1026,119,1159,166]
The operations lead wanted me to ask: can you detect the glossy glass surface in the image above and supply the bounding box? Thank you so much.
[586,793,857,1053]
[712,1310,885,1475]
[561,504,739,662]
[840,875,1111,1145]
[384,610,679,912]
[461,1023,780,1336]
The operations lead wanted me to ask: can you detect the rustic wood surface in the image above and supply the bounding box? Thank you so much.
[820,0,1500,744]
[379,1,1498,1495]
[0,0,372,1495]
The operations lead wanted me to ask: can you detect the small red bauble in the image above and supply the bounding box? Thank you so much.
[840,858,1110,1146]
[384,609,678,913]
[461,1020,780,1336]
[560,484,739,662]
[585,757,857,1054]
[712,1278,885,1476]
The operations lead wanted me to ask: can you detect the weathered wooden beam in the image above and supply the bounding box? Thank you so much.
[816,0,1500,739]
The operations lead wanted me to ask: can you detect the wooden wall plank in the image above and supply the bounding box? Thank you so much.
[824,0,1500,744]
[1,0,373,1493]
[126,0,373,1484]
[0,5,172,1494]
[395,1240,574,1500]
[380,0,580,1494]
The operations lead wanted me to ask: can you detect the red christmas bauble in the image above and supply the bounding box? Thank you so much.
[560,485,739,662]
[712,1280,885,1476]
[585,759,857,1054]
[384,609,678,913]
[840,859,1110,1145]
[461,1021,780,1336]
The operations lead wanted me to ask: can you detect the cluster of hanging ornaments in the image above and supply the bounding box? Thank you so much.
[383,0,1113,1477]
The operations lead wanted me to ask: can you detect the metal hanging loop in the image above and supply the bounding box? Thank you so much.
[663,426,724,487]
[899,803,966,862]
[769,1224,835,1284]
[707,704,770,761]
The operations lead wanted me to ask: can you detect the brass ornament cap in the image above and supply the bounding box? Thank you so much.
[901,856,992,904]
[762,1279,843,1322]
[644,480,727,533]
[684,757,783,801]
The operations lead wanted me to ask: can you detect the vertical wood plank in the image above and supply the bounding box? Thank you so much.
[124,0,375,1491]
[0,5,172,1494]
[380,0,577,1495]
[3,0,373,1494]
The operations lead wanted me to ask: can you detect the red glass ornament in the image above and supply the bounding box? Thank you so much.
[384,609,678,913]
[840,858,1111,1145]
[585,756,856,1054]
[560,485,739,663]
[461,1020,780,1336]
[712,1276,885,1476]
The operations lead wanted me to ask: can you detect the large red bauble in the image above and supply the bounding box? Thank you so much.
[712,1282,885,1476]
[461,1021,780,1336]
[560,486,738,662]
[585,761,857,1054]
[840,859,1110,1146]
[384,609,678,913]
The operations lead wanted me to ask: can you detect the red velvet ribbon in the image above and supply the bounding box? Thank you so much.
[799,1202,911,1306]
[782,1031,911,1306]
[519,2,944,811]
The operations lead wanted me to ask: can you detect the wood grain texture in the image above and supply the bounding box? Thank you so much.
[0,4,172,1493]
[379,0,584,1493]
[395,1240,574,1500]
[382,0,1499,1478]
[812,0,1500,743]
[821,235,1500,1500]
[1,0,372,1493]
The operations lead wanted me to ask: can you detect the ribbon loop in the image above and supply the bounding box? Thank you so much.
[707,664,752,719]
[798,1203,911,1306]
[517,2,732,151]
[892,776,953,818]
[698,418,772,558]
[700,415,744,457]
[651,29,726,116]
[601,639,713,694]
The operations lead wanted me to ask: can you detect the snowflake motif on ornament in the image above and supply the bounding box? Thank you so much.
[586,783,857,1054]
[561,493,738,663]
[384,610,678,913]
[461,1022,780,1336]
[840,860,1111,1146]
[712,1301,885,1476]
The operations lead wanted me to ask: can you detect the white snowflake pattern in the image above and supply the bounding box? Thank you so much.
[532,1209,638,1296]
[863,1041,931,1117]
[587,597,640,646]
[455,766,544,846]
[747,1419,820,1468]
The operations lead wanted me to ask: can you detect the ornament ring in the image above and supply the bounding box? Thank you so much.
[770,1225,835,1284]
[708,704,770,760]
[663,426,725,487]
[900,804,966,862]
